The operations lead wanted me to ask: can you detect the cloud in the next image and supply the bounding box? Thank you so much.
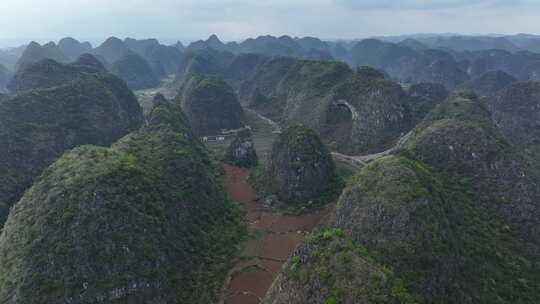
[337,0,540,10]
[0,0,538,47]
[337,0,474,10]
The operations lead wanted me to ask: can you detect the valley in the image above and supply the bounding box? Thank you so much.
[221,164,330,304]
[1,16,540,303]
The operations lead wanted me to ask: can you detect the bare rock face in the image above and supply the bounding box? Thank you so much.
[177,74,245,136]
[488,81,540,145]
[226,130,258,168]
[268,125,337,206]
[0,101,244,304]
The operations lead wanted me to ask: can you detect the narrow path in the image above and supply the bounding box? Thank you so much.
[332,131,413,168]
[221,164,329,304]
[244,109,281,134]
[244,109,412,169]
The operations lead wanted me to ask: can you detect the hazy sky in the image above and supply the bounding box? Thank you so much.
[0,0,539,46]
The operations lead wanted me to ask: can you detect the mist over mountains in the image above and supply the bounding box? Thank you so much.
[3,33,540,94]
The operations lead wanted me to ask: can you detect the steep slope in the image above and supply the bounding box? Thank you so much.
[462,49,540,79]
[0,49,19,71]
[406,82,449,123]
[267,92,540,304]
[124,38,161,56]
[413,58,470,89]
[460,70,517,97]
[347,39,469,88]
[144,43,184,75]
[124,38,183,76]
[176,74,244,136]
[93,37,133,64]
[517,60,540,81]
[399,38,428,50]
[15,41,69,71]
[296,36,331,54]
[111,53,160,89]
[241,58,412,154]
[266,125,339,207]
[58,37,92,60]
[488,81,540,145]
[348,39,421,78]
[8,56,105,93]
[224,53,269,88]
[183,34,333,59]
[72,53,107,71]
[0,99,244,303]
[176,48,236,83]
[332,94,540,303]
[187,34,229,52]
[0,64,11,92]
[0,73,143,228]
[264,229,416,304]
[225,129,258,168]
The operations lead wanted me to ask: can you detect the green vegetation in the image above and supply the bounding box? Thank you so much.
[332,93,540,303]
[177,74,245,136]
[252,125,343,212]
[406,82,449,124]
[489,81,540,145]
[459,70,517,97]
[111,53,160,89]
[8,57,105,93]
[0,101,245,303]
[264,228,417,304]
[341,153,540,303]
[0,71,143,228]
[15,41,69,71]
